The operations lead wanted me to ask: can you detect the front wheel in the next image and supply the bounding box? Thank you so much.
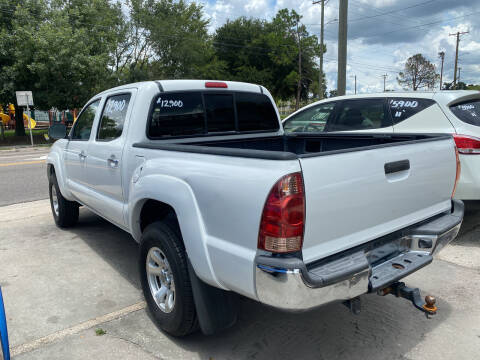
[49,174,79,228]
[139,221,198,337]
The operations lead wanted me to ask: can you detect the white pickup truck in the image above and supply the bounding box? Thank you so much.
[47,80,463,336]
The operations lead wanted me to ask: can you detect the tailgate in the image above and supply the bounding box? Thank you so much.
[300,137,457,263]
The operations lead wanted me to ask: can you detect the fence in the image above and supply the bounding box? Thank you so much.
[1,109,77,130]
[277,99,318,119]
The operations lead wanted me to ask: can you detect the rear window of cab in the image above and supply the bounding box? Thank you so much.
[148,91,279,138]
[450,99,480,126]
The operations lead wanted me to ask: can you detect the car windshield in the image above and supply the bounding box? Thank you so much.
[450,99,480,126]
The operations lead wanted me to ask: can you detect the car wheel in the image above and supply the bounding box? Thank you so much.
[49,174,79,228]
[139,221,198,337]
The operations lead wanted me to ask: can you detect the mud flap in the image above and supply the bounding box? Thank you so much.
[187,259,239,335]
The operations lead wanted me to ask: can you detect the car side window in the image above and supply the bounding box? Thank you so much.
[328,99,389,132]
[70,100,100,140]
[389,98,435,124]
[283,102,336,133]
[97,94,131,141]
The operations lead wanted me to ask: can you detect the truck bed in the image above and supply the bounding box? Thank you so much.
[134,133,452,160]
[134,132,456,263]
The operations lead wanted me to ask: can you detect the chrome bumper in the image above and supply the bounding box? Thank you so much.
[255,200,463,311]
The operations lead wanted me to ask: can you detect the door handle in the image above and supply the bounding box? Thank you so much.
[384,160,410,174]
[107,156,119,168]
[79,150,87,159]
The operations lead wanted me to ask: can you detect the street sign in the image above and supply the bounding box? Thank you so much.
[15,91,34,107]
[15,91,34,146]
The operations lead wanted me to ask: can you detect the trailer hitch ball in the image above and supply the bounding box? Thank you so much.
[423,295,437,313]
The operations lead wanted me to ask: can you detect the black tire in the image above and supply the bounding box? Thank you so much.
[49,173,79,228]
[139,221,198,337]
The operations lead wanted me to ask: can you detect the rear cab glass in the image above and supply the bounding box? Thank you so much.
[148,91,279,139]
[449,99,480,126]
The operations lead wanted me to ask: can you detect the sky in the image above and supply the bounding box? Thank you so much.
[192,0,480,94]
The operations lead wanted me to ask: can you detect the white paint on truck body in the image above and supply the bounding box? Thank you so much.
[47,80,458,301]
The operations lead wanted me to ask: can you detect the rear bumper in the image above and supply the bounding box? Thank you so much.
[255,200,464,311]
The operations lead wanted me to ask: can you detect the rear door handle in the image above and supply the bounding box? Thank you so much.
[107,156,119,168]
[384,160,410,174]
[79,150,87,159]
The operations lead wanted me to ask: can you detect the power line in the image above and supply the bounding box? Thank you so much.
[348,0,438,23]
[364,10,480,38]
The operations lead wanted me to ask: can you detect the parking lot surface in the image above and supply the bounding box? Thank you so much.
[0,200,479,359]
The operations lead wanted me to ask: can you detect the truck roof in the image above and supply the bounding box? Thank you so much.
[98,80,265,96]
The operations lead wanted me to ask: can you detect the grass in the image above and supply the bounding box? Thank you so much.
[0,128,52,146]
[2,129,48,137]
[95,328,107,336]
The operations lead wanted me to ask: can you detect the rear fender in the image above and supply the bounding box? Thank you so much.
[128,173,224,289]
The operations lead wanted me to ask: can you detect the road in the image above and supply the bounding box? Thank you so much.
[0,147,49,206]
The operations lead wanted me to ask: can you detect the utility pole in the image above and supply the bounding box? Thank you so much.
[449,31,469,89]
[337,0,348,96]
[382,74,387,92]
[351,74,357,94]
[438,51,445,90]
[313,1,326,99]
[458,67,462,84]
[295,18,302,111]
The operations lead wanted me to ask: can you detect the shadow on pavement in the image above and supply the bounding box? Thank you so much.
[68,210,453,360]
[173,296,451,360]
[71,209,141,289]
[454,200,480,247]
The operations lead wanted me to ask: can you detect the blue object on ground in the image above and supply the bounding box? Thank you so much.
[0,287,10,360]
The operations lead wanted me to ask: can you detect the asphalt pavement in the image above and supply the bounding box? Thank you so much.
[0,147,50,206]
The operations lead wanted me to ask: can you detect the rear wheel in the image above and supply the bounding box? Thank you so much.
[49,174,79,228]
[139,221,198,337]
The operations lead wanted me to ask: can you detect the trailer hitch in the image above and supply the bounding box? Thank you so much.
[378,282,437,318]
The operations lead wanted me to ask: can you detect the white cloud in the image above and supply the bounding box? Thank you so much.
[197,0,480,91]
[245,0,270,13]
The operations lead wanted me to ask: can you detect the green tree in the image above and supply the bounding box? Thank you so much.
[131,0,225,80]
[397,54,439,91]
[213,9,323,104]
[467,84,480,90]
[0,0,124,117]
[0,0,41,135]
[214,17,273,85]
[268,9,321,109]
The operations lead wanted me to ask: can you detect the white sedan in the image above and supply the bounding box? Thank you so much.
[283,90,480,200]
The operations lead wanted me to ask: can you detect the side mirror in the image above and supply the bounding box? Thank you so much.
[48,123,67,140]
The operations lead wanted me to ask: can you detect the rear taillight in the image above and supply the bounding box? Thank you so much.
[453,134,480,154]
[452,146,461,198]
[258,172,305,253]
